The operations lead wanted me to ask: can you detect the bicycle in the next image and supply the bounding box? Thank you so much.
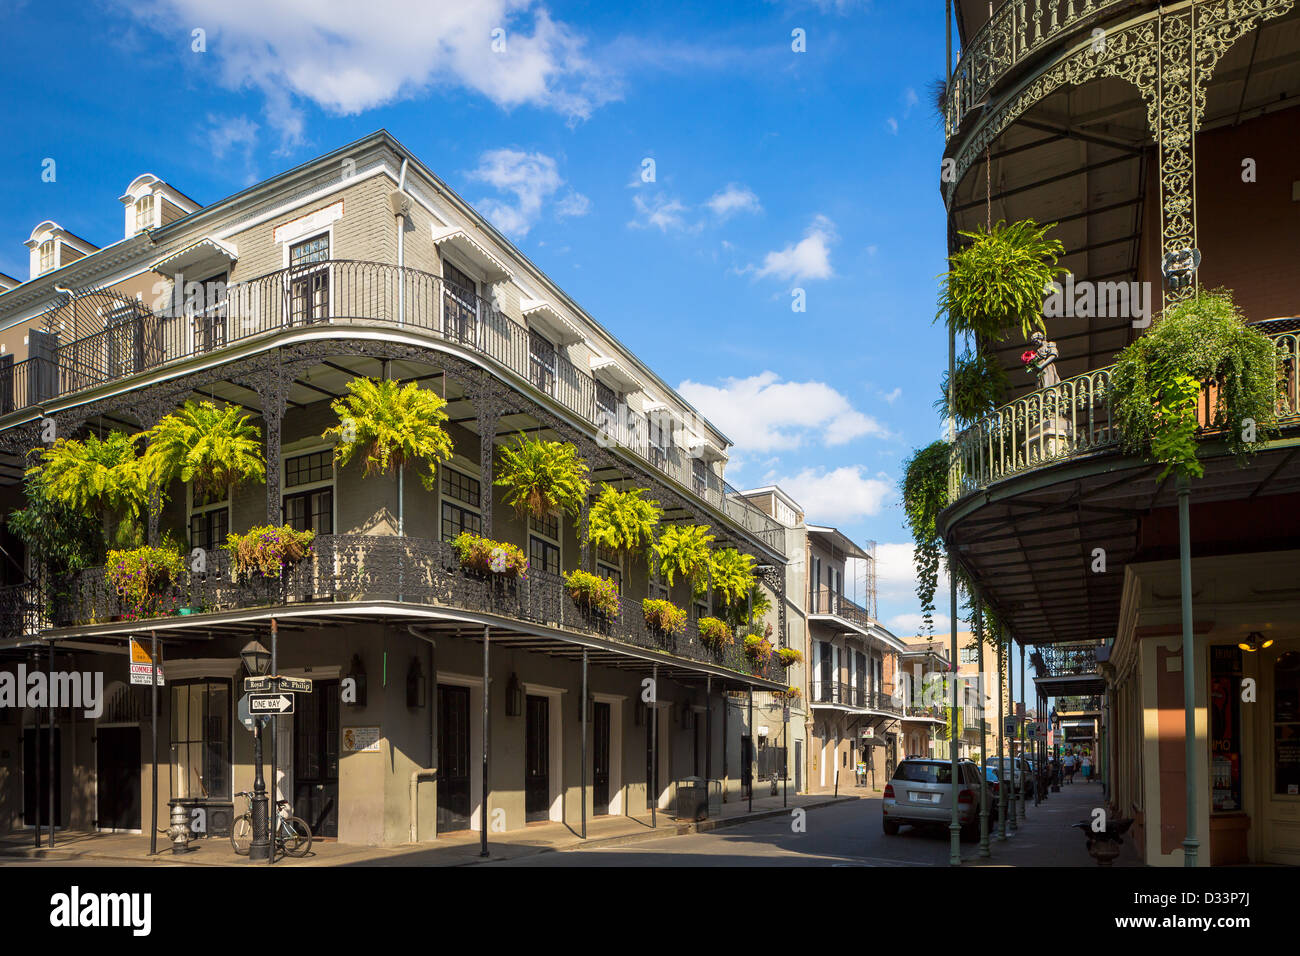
[230,790,313,858]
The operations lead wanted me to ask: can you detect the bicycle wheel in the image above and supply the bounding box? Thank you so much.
[279,816,313,858]
[230,814,253,855]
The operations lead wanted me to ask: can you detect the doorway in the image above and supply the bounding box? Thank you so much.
[96,726,141,831]
[794,740,802,793]
[741,736,753,797]
[23,727,61,827]
[525,695,550,823]
[293,679,339,838]
[593,701,611,816]
[1260,644,1300,864]
[437,684,472,832]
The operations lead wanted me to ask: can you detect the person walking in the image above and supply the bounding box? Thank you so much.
[1063,751,1075,784]
[1081,753,1092,782]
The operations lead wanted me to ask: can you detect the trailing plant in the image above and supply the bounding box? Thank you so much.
[710,546,757,611]
[1110,289,1281,480]
[223,525,315,580]
[142,400,265,498]
[652,523,714,595]
[451,532,529,579]
[936,219,1066,342]
[696,616,732,651]
[901,440,952,636]
[323,378,454,490]
[27,431,148,547]
[777,648,803,668]
[105,544,184,619]
[565,569,621,618]
[642,598,686,636]
[723,583,771,630]
[774,685,802,701]
[586,484,661,560]
[494,434,590,521]
[935,349,1010,427]
[9,471,103,579]
[742,634,773,662]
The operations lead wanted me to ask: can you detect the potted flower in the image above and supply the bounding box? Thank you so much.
[742,634,773,662]
[642,598,686,636]
[450,532,528,580]
[777,648,803,668]
[223,525,315,581]
[773,686,802,702]
[105,545,185,619]
[564,570,620,618]
[697,616,732,651]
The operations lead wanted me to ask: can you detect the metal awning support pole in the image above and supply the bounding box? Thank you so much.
[1006,636,1017,834]
[747,686,754,814]
[269,618,277,866]
[480,625,490,858]
[705,675,712,819]
[997,630,1007,840]
[47,641,54,848]
[580,648,588,840]
[975,596,990,858]
[33,651,40,849]
[1019,643,1027,820]
[150,630,158,856]
[1178,474,1200,867]
[948,555,960,865]
[650,664,658,829]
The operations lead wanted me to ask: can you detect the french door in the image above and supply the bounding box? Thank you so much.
[525,695,550,823]
[593,702,611,816]
[437,684,472,832]
[293,679,339,838]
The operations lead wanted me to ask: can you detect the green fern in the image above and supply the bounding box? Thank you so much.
[143,400,265,498]
[710,547,756,609]
[653,523,714,595]
[586,484,661,560]
[323,378,454,490]
[494,433,591,521]
[28,431,148,546]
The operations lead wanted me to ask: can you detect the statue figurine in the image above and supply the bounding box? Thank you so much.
[1028,331,1059,389]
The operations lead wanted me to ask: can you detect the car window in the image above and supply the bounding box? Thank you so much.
[893,762,951,784]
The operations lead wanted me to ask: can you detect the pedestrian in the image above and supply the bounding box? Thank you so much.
[1063,751,1075,783]
[1082,753,1091,781]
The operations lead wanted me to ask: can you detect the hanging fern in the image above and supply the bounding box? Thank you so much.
[586,484,661,560]
[143,400,265,498]
[27,431,148,547]
[1111,289,1280,481]
[494,433,590,521]
[653,523,714,595]
[901,440,952,637]
[710,547,756,610]
[322,378,454,490]
[935,350,1010,427]
[937,219,1066,342]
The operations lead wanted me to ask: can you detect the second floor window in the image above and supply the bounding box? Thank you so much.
[529,329,556,396]
[443,261,478,345]
[289,234,330,324]
[284,449,333,534]
[189,484,230,553]
[596,382,618,437]
[38,240,55,274]
[596,546,621,593]
[692,457,708,496]
[135,195,155,233]
[440,467,481,543]
[529,511,560,576]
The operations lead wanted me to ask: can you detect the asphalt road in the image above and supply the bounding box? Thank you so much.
[482,797,983,867]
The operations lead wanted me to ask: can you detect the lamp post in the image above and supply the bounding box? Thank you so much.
[240,639,272,862]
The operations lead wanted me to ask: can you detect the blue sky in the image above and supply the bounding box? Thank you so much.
[0,0,971,643]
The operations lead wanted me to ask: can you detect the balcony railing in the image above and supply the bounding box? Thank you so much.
[6,260,785,556]
[1057,694,1102,712]
[809,680,901,714]
[15,534,777,680]
[944,0,1135,138]
[949,331,1300,503]
[1035,642,1105,678]
[904,704,945,720]
[808,587,873,630]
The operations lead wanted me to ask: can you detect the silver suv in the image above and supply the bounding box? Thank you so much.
[883,759,997,840]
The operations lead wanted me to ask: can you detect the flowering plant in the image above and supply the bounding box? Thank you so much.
[451,532,528,579]
[565,569,620,618]
[742,634,773,661]
[777,648,803,668]
[642,598,686,636]
[773,685,802,701]
[223,525,315,580]
[1021,348,1041,375]
[105,545,185,618]
[697,616,732,650]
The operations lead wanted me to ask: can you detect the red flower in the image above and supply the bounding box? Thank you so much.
[1021,350,1037,364]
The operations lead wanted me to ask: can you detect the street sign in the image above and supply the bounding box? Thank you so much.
[1004,716,1017,737]
[276,676,313,694]
[238,694,268,732]
[249,693,294,715]
[128,638,164,686]
[244,676,274,692]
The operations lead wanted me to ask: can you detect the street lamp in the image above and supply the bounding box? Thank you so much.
[241,640,272,862]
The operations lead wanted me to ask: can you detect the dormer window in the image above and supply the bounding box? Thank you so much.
[135,194,155,233]
[38,241,55,275]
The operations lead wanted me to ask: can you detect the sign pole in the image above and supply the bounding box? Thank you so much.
[150,630,158,856]
[269,618,277,867]
[47,640,54,849]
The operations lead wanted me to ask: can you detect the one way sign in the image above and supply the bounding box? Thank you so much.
[249,693,294,715]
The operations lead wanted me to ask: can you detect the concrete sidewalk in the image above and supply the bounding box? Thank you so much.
[0,790,858,868]
[966,780,1141,867]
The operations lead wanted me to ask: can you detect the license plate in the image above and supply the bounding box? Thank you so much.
[908,791,938,803]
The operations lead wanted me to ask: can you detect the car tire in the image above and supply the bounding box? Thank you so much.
[882,818,900,835]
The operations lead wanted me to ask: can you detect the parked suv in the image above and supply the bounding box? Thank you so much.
[882,759,997,840]
[985,756,1035,798]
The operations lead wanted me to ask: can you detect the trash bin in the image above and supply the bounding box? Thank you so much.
[675,777,708,821]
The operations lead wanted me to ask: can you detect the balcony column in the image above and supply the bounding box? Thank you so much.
[997,627,1007,840]
[135,396,176,547]
[233,353,293,526]
[974,594,990,859]
[477,406,500,538]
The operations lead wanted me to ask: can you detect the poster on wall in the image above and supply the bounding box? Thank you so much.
[342,726,382,753]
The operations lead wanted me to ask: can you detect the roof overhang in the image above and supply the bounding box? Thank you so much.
[151,236,238,277]
[521,298,585,345]
[806,525,869,560]
[589,357,644,395]
[431,226,511,282]
[687,437,727,463]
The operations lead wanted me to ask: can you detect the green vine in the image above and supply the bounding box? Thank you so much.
[935,350,1010,427]
[901,440,951,636]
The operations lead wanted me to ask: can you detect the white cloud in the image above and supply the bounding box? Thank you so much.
[677,370,889,452]
[774,466,892,524]
[885,117,899,135]
[466,149,584,237]
[887,612,953,639]
[751,215,836,281]
[128,2,618,147]
[628,192,694,233]
[706,184,761,220]
[882,386,902,405]
[902,86,919,115]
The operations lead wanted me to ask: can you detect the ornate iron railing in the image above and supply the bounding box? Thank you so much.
[1057,694,1102,711]
[1035,641,1104,678]
[8,260,785,555]
[809,680,902,714]
[944,0,1137,138]
[37,535,777,680]
[904,704,945,719]
[949,331,1300,502]
[808,586,873,630]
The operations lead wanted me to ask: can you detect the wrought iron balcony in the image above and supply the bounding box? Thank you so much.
[809,679,901,714]
[903,704,945,720]
[948,330,1300,503]
[3,260,785,556]
[15,534,777,680]
[943,0,1136,139]
[1033,642,1105,678]
[808,587,873,631]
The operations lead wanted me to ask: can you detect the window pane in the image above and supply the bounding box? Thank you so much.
[290,234,329,265]
[441,468,480,507]
[286,451,331,488]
